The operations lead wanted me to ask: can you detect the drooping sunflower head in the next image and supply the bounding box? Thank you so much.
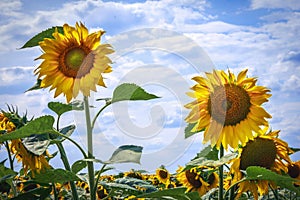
[176,166,218,196]
[185,69,272,149]
[0,113,16,134]
[35,22,114,103]
[229,129,292,199]
[156,167,170,184]
[287,160,300,186]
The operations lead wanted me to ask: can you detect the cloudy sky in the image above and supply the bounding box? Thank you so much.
[1,0,300,173]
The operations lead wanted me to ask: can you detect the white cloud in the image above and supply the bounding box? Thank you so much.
[251,0,300,10]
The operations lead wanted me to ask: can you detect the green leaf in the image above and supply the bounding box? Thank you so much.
[245,166,300,196]
[71,160,87,174]
[0,163,17,180]
[11,187,52,200]
[50,124,76,143]
[195,146,219,161]
[111,83,160,103]
[186,153,236,169]
[105,145,143,164]
[137,187,201,199]
[48,101,84,116]
[290,147,300,153]
[33,168,80,184]
[25,79,42,92]
[20,26,63,49]
[0,116,56,143]
[22,134,50,156]
[185,123,203,139]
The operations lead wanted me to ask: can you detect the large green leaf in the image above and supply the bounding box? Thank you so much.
[137,187,201,199]
[246,166,300,196]
[111,83,160,103]
[0,116,56,143]
[186,153,236,169]
[48,101,84,116]
[22,134,50,156]
[0,163,17,181]
[195,146,219,161]
[50,124,76,143]
[11,187,52,200]
[105,145,143,164]
[185,123,203,139]
[20,26,63,49]
[33,169,80,184]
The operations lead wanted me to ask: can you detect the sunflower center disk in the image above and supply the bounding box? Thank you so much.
[288,164,300,178]
[208,84,251,126]
[240,138,277,170]
[185,170,202,188]
[65,48,86,70]
[159,170,168,179]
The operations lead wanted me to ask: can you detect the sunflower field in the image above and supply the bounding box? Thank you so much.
[0,22,300,200]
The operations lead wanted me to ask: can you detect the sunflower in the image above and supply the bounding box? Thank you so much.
[185,69,272,149]
[35,22,114,103]
[9,139,51,176]
[0,113,16,134]
[176,166,219,196]
[156,167,170,184]
[228,128,292,200]
[287,160,300,186]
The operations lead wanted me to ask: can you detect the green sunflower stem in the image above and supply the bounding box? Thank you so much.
[4,141,14,171]
[84,96,96,200]
[56,143,79,200]
[219,145,224,200]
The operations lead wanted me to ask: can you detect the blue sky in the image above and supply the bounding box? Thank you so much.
[1,0,300,173]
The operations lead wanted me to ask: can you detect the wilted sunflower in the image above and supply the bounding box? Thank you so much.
[185,69,272,149]
[287,160,300,186]
[35,22,114,103]
[228,128,292,200]
[176,166,218,196]
[156,167,170,184]
[9,139,51,176]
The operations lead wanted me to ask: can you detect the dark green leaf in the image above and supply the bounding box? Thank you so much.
[195,146,219,161]
[186,153,236,169]
[71,160,87,174]
[0,164,17,181]
[111,83,160,103]
[185,123,203,139]
[33,168,80,184]
[246,166,300,196]
[290,147,300,153]
[0,116,56,143]
[50,124,76,143]
[105,145,143,164]
[11,187,52,200]
[22,134,50,156]
[20,26,63,49]
[137,187,201,199]
[48,101,84,116]
[25,79,42,92]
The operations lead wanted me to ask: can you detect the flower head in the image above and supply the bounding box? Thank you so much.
[35,22,114,102]
[176,166,218,196]
[287,160,300,186]
[228,128,292,199]
[156,167,170,184]
[185,69,272,149]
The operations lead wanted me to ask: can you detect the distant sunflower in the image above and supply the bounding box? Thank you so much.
[0,113,15,134]
[156,167,170,184]
[176,166,218,196]
[287,160,300,186]
[9,139,51,176]
[35,22,114,103]
[229,128,292,200]
[185,69,272,149]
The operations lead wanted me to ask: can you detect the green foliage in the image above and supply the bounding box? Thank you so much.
[72,160,87,174]
[0,115,56,143]
[48,101,84,116]
[25,79,42,92]
[20,26,63,49]
[185,123,203,139]
[33,169,80,184]
[22,134,50,156]
[50,124,76,143]
[111,83,160,103]
[245,166,300,196]
[137,187,202,199]
[11,187,52,200]
[105,145,143,164]
[0,163,17,181]
[186,153,236,169]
